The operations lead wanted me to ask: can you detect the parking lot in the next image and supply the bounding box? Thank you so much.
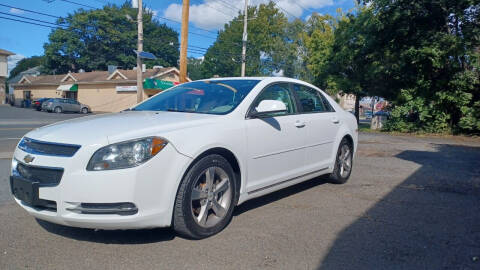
[0,104,479,269]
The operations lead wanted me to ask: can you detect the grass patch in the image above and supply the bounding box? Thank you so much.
[358,122,379,133]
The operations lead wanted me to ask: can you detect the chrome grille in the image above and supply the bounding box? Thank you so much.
[18,137,80,157]
[16,163,64,186]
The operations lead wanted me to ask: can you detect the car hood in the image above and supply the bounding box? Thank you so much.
[25,111,222,146]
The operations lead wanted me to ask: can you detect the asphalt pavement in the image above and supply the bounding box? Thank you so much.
[0,105,92,157]
[0,105,479,269]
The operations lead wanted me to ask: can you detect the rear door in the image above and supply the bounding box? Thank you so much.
[71,100,81,112]
[61,99,72,112]
[292,84,340,171]
[245,83,308,192]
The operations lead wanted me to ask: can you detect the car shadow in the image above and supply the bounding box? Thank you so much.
[36,219,176,244]
[234,176,329,216]
[259,117,281,131]
[36,174,329,243]
[318,143,480,269]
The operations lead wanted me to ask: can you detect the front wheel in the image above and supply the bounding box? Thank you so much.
[54,106,62,113]
[81,107,88,114]
[329,138,353,184]
[173,154,237,239]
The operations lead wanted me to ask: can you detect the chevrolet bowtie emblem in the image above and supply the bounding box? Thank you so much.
[24,154,35,164]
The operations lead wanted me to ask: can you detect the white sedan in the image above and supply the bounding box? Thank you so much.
[11,77,357,239]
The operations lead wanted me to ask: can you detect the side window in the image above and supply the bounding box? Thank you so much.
[319,93,335,112]
[252,83,296,117]
[292,84,326,113]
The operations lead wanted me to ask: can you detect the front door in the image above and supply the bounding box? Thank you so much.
[65,91,77,100]
[245,83,307,192]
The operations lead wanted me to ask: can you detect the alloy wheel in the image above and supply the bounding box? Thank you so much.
[190,166,232,228]
[338,144,352,178]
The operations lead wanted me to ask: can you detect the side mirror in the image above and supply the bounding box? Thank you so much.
[251,100,287,118]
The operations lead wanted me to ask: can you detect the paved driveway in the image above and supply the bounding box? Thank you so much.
[0,105,93,157]
[0,105,479,269]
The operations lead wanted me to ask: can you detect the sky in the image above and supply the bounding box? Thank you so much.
[0,0,356,74]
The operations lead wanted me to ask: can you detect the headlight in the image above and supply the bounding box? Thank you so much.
[86,137,168,171]
[11,158,18,176]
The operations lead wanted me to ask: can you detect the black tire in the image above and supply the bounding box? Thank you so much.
[329,138,354,184]
[54,106,62,113]
[81,107,88,114]
[173,154,238,239]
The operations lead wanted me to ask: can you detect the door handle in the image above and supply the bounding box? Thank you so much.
[295,120,306,128]
[331,117,340,124]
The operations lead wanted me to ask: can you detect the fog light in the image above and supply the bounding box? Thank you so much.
[66,202,138,215]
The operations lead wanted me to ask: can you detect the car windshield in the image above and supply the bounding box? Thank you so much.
[133,79,261,115]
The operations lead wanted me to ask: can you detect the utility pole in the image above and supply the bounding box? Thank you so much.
[136,0,144,103]
[241,0,248,77]
[179,0,190,83]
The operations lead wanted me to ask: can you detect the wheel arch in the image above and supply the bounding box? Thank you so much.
[180,147,243,204]
[342,134,354,150]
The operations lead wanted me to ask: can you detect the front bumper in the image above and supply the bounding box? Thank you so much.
[12,143,192,229]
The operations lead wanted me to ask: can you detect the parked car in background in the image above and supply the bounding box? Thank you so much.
[41,99,52,111]
[32,98,50,111]
[44,98,90,114]
[374,110,391,118]
[365,111,373,119]
[11,77,357,239]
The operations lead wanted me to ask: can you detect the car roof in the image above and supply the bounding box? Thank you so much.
[193,77,323,92]
[194,76,317,85]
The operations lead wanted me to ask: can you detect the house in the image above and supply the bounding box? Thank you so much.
[13,67,188,112]
[336,93,356,112]
[7,66,41,104]
[0,49,15,104]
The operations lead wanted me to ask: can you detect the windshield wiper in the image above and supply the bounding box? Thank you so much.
[166,109,196,113]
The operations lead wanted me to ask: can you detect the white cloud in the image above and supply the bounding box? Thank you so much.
[145,7,158,17]
[272,69,284,77]
[163,0,333,30]
[9,8,25,14]
[7,54,26,76]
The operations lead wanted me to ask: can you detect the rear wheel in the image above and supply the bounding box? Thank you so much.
[329,138,353,184]
[173,154,237,239]
[54,106,62,113]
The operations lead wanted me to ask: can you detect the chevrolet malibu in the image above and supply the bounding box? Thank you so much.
[11,77,357,239]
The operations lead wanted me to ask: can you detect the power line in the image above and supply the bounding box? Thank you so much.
[214,0,241,13]
[58,0,98,9]
[0,3,63,20]
[0,15,62,29]
[272,0,301,20]
[0,16,244,60]
[292,1,315,14]
[155,15,218,36]
[203,2,236,18]
[0,11,68,28]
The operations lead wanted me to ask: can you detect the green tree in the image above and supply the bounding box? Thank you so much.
[363,0,480,133]
[321,8,378,123]
[43,3,179,74]
[8,56,45,79]
[201,2,290,77]
[304,13,337,90]
[187,57,205,80]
